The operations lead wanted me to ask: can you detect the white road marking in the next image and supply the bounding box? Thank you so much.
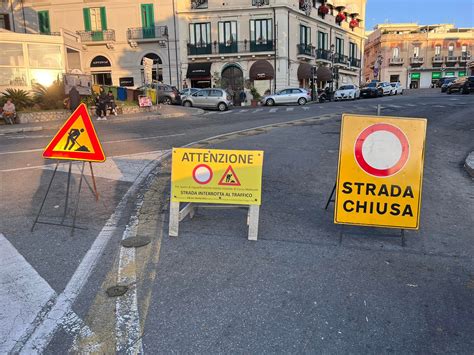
[0,234,97,353]
[0,134,184,156]
[269,108,278,113]
[302,106,310,110]
[13,152,165,353]
[433,105,445,108]
[388,104,403,108]
[406,104,416,107]
[252,109,263,113]
[286,107,294,111]
[238,109,247,113]
[217,110,232,115]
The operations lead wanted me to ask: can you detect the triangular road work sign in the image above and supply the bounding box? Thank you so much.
[218,165,241,186]
[43,103,106,162]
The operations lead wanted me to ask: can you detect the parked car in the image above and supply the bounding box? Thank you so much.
[436,76,457,88]
[334,84,360,101]
[139,83,181,105]
[441,78,456,92]
[390,82,404,95]
[360,82,382,98]
[182,88,233,111]
[180,88,200,100]
[447,76,474,94]
[261,88,311,106]
[378,82,393,95]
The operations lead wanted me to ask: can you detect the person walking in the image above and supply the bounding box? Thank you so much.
[68,86,81,112]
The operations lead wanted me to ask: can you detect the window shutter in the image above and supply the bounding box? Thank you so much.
[83,8,91,31]
[100,7,107,30]
[38,11,50,34]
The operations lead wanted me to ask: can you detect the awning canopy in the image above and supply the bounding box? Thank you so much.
[249,60,274,80]
[316,66,332,81]
[186,62,212,78]
[297,63,313,80]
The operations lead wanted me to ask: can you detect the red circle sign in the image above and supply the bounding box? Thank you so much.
[354,123,409,177]
[192,164,213,184]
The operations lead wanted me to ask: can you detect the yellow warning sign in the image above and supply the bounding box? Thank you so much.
[171,148,264,205]
[43,103,105,162]
[335,114,427,229]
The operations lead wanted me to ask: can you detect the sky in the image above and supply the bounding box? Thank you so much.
[365,0,474,30]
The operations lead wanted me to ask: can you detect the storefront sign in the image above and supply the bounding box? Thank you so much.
[119,77,134,87]
[334,114,427,230]
[431,72,441,79]
[458,71,466,77]
[445,72,455,77]
[171,148,264,205]
[411,73,420,80]
[90,55,111,68]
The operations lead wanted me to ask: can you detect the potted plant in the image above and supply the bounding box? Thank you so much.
[250,87,261,107]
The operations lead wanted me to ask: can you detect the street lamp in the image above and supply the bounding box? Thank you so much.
[330,43,335,101]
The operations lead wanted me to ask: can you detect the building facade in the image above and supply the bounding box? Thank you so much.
[364,23,474,89]
[1,0,180,89]
[177,0,366,100]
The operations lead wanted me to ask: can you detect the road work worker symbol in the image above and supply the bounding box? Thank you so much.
[43,103,105,162]
[335,114,427,230]
[171,148,264,205]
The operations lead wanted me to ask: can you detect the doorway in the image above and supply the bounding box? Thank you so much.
[221,65,244,105]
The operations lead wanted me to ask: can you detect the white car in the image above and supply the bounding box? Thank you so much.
[379,82,393,95]
[261,88,311,106]
[334,84,360,100]
[390,82,404,95]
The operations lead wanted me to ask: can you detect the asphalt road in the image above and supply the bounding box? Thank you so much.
[1,91,473,353]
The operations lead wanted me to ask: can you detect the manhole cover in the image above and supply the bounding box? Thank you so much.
[121,236,151,248]
[106,285,128,297]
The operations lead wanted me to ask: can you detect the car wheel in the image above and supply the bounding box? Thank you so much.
[462,86,469,94]
[217,102,227,111]
[447,89,452,94]
[162,97,172,105]
[298,97,307,105]
[266,98,275,106]
[183,101,192,107]
[319,96,326,103]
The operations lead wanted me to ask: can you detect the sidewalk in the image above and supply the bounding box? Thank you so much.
[0,105,203,134]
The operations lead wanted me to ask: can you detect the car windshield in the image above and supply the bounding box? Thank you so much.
[390,83,398,87]
[365,83,377,88]
[339,85,354,90]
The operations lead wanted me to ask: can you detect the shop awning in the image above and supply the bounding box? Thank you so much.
[297,63,313,80]
[186,62,212,78]
[316,66,332,81]
[249,60,274,80]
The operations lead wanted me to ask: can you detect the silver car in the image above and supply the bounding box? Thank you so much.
[179,88,200,100]
[182,88,233,111]
[261,88,311,106]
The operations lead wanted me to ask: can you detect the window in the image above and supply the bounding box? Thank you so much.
[210,89,222,97]
[189,22,211,46]
[390,75,400,82]
[435,45,441,56]
[83,7,107,32]
[0,13,11,30]
[0,43,24,66]
[300,25,311,45]
[92,72,112,86]
[250,19,272,43]
[335,37,344,54]
[413,46,420,57]
[141,4,154,28]
[218,21,237,44]
[349,42,357,58]
[448,43,454,56]
[461,45,467,54]
[252,0,269,6]
[28,44,62,69]
[318,31,327,50]
[392,47,400,58]
[38,11,50,34]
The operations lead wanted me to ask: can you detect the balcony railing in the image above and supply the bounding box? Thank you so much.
[77,30,115,42]
[187,40,275,56]
[315,48,331,61]
[297,44,315,56]
[389,57,404,65]
[127,26,168,41]
[191,0,208,9]
[459,54,471,62]
[445,55,458,62]
[432,56,444,63]
[349,57,361,68]
[334,53,349,65]
[410,57,424,64]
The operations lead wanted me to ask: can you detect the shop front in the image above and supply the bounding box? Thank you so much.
[249,60,274,96]
[409,72,420,89]
[90,55,112,86]
[186,62,212,88]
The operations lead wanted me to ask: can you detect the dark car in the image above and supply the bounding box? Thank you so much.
[436,76,456,88]
[139,83,181,104]
[360,82,382,98]
[447,76,474,94]
[440,78,456,92]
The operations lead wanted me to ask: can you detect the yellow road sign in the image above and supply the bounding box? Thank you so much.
[171,148,264,205]
[335,114,427,229]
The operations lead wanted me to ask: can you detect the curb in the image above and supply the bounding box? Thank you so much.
[464,151,474,178]
[0,126,43,134]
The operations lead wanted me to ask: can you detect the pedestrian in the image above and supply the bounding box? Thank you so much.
[96,87,107,120]
[239,90,246,106]
[2,98,16,125]
[106,90,118,116]
[68,86,81,112]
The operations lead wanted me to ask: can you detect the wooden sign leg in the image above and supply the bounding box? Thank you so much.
[248,205,260,241]
[169,201,180,237]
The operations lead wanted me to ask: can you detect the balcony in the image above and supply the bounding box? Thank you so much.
[389,57,404,65]
[410,57,424,64]
[459,54,471,62]
[77,30,115,43]
[445,55,458,62]
[334,53,349,66]
[127,26,168,43]
[187,40,275,56]
[349,57,361,68]
[297,44,315,58]
[315,48,331,62]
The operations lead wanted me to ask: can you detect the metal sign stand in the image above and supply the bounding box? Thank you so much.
[325,105,406,246]
[31,160,100,235]
[169,201,260,241]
